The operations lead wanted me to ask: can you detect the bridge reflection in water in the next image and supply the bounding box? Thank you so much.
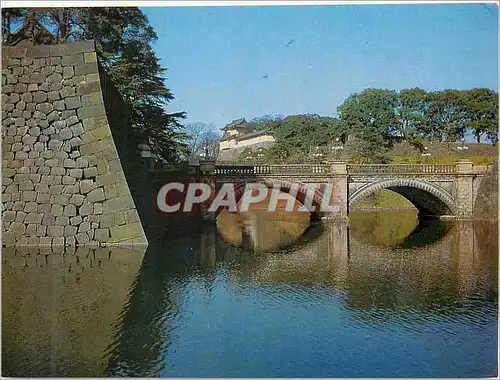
[2,212,498,377]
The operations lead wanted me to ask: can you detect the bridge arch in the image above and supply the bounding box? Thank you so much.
[215,179,327,220]
[349,179,455,217]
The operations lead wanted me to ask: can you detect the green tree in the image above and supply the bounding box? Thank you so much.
[2,7,186,162]
[462,88,498,143]
[424,90,466,144]
[270,114,340,154]
[337,89,399,162]
[395,87,429,151]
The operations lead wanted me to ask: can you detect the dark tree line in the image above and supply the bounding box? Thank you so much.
[2,7,187,162]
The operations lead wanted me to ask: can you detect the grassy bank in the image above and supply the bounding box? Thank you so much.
[352,190,415,211]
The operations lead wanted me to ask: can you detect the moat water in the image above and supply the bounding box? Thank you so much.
[2,211,498,377]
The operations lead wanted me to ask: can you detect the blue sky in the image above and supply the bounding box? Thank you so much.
[142,4,498,131]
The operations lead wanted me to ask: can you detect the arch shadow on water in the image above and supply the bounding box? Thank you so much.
[215,218,327,255]
[348,210,453,249]
[397,217,454,249]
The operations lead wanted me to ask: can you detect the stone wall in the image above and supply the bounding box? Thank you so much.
[473,164,498,221]
[2,41,148,247]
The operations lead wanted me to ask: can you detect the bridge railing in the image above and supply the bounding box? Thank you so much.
[214,164,330,175]
[347,164,457,174]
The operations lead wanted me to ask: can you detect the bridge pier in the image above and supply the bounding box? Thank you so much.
[324,161,349,220]
[453,160,475,219]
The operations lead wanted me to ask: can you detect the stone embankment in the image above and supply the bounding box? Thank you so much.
[2,41,147,247]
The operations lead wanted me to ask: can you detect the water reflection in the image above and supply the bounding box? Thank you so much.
[2,214,498,377]
[2,245,146,377]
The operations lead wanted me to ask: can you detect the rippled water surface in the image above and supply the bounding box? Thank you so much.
[2,212,498,377]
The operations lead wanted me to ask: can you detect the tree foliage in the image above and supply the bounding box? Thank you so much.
[2,7,186,162]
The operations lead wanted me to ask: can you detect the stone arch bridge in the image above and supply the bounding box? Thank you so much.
[197,160,492,220]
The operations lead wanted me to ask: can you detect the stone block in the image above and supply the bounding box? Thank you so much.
[32,225,47,238]
[94,203,103,215]
[65,96,81,110]
[62,175,76,185]
[74,62,98,76]
[69,137,83,148]
[2,232,16,246]
[113,211,126,226]
[76,157,89,168]
[55,216,69,226]
[47,72,63,83]
[50,166,66,176]
[59,127,73,140]
[64,225,78,237]
[84,166,98,178]
[36,192,51,203]
[25,213,43,224]
[26,224,37,236]
[70,123,84,137]
[49,184,64,195]
[39,236,52,246]
[14,210,27,221]
[78,221,91,233]
[81,92,102,106]
[60,86,76,98]
[63,158,77,168]
[94,228,109,242]
[9,222,26,235]
[38,203,52,215]
[36,102,54,114]
[24,202,38,213]
[77,104,105,120]
[70,194,85,206]
[52,236,65,246]
[76,232,90,245]
[3,211,16,222]
[110,222,144,242]
[85,73,100,83]
[54,100,66,110]
[70,215,83,226]
[33,91,48,103]
[51,204,63,217]
[66,115,80,127]
[47,90,61,101]
[84,52,97,63]
[62,184,79,194]
[26,45,50,58]
[15,236,30,247]
[69,150,81,159]
[63,204,77,217]
[63,66,74,79]
[42,214,56,226]
[60,53,84,67]
[53,194,70,205]
[79,202,93,216]
[87,187,105,203]
[103,196,135,215]
[88,215,100,224]
[68,168,83,179]
[14,83,28,93]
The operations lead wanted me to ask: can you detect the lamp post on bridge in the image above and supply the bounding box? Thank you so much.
[139,143,156,216]
[330,138,344,162]
[312,146,324,163]
[421,146,431,164]
[456,138,469,160]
